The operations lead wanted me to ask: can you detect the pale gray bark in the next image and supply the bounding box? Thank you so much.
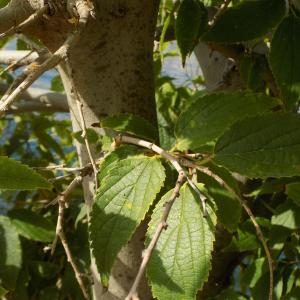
[3,0,159,299]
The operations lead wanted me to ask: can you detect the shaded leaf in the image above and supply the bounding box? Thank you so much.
[286,182,300,207]
[90,156,165,286]
[0,286,8,297]
[271,200,300,230]
[0,216,22,290]
[0,157,52,190]
[147,184,216,300]
[203,0,286,43]
[176,0,207,66]
[51,75,64,92]
[198,164,241,232]
[214,113,300,178]
[101,113,158,141]
[175,92,278,151]
[270,15,300,110]
[8,209,55,242]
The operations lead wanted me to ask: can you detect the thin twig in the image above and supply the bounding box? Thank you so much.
[209,0,232,26]
[0,50,34,76]
[50,175,89,299]
[59,229,90,300]
[0,5,49,40]
[34,163,93,174]
[179,158,273,300]
[51,176,83,254]
[114,134,207,216]
[126,172,186,300]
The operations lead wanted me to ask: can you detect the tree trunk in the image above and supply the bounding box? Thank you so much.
[18,0,159,298]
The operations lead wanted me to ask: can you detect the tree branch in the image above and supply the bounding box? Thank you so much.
[0,5,48,40]
[0,0,35,34]
[0,50,38,66]
[0,0,92,116]
[0,83,68,113]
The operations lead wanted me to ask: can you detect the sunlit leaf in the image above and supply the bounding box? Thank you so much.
[90,156,165,286]
[147,184,216,300]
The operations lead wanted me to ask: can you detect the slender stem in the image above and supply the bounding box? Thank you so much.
[50,175,90,299]
[209,0,232,26]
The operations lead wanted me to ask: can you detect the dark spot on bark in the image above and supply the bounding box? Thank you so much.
[94,64,109,73]
[93,40,107,51]
[109,3,128,18]
[129,92,138,98]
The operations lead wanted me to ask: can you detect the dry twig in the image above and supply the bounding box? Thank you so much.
[126,172,186,300]
[50,175,90,299]
[209,0,232,26]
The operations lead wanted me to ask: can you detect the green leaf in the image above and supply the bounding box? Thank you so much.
[0,216,22,290]
[242,258,268,288]
[101,113,158,141]
[224,230,259,252]
[284,287,300,300]
[0,0,9,8]
[147,184,216,300]
[73,128,99,144]
[0,286,8,297]
[175,0,207,66]
[214,113,300,178]
[240,55,266,91]
[269,15,300,110]
[51,75,64,92]
[271,200,300,230]
[202,0,286,43]
[157,111,176,150]
[175,92,278,151]
[198,164,241,232]
[8,209,55,242]
[0,157,52,190]
[98,145,141,183]
[213,288,248,300]
[29,261,60,279]
[35,131,65,158]
[286,182,300,207]
[90,156,165,286]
